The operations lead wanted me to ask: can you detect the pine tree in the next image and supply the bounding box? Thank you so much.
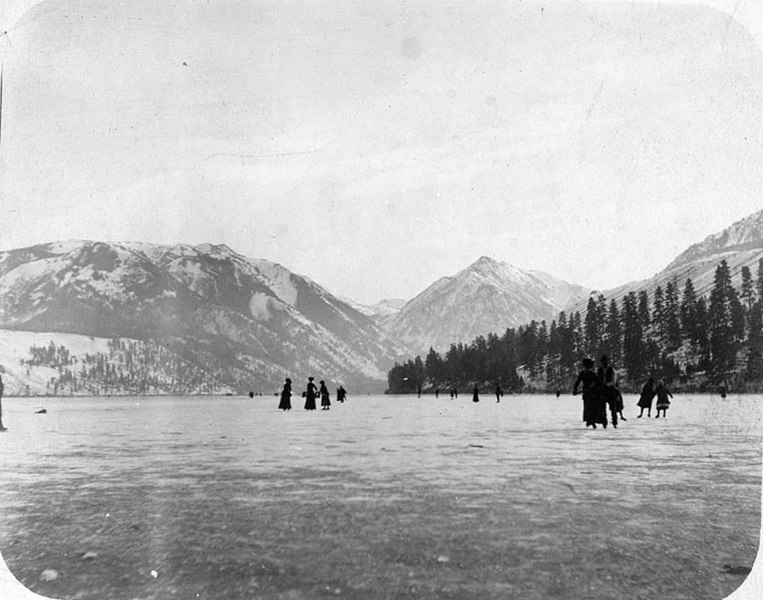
[622,292,647,380]
[653,285,665,342]
[638,290,651,327]
[664,280,682,352]
[425,347,442,385]
[606,297,622,364]
[680,278,699,349]
[695,297,711,364]
[571,311,584,368]
[741,265,755,310]
[709,260,738,373]
[584,296,599,358]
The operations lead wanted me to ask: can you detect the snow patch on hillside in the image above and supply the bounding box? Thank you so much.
[0,330,116,395]
[249,293,273,321]
[251,260,298,307]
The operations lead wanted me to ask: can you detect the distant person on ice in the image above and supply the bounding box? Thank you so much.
[636,377,656,418]
[278,378,292,411]
[495,383,503,402]
[304,377,317,410]
[573,358,607,429]
[472,385,479,403]
[654,379,673,418]
[598,355,621,428]
[319,380,331,410]
[337,386,347,403]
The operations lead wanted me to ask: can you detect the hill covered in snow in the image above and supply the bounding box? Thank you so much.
[0,241,405,394]
[383,256,589,353]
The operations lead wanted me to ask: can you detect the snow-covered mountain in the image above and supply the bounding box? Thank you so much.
[0,241,405,394]
[383,256,589,353]
[338,297,408,319]
[565,208,763,314]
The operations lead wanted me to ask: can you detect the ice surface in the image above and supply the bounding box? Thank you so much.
[0,394,760,600]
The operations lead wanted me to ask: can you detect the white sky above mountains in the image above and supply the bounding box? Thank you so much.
[0,0,762,304]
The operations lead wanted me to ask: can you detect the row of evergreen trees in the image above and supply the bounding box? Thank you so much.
[23,339,232,395]
[387,259,763,394]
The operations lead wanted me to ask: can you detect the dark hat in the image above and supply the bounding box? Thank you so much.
[600,355,609,363]
[320,380,325,384]
[308,376,314,381]
[582,358,594,368]
[285,377,291,383]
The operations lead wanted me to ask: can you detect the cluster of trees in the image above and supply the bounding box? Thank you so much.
[24,338,230,395]
[24,342,73,368]
[388,259,763,394]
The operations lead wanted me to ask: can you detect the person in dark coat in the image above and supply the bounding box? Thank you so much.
[304,377,317,410]
[337,386,347,403]
[655,379,673,418]
[278,378,292,411]
[597,355,621,428]
[495,383,503,402]
[636,377,655,418]
[472,385,479,403]
[573,358,607,428]
[319,380,331,410]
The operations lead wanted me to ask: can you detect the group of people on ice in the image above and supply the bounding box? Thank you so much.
[573,354,672,429]
[277,377,347,411]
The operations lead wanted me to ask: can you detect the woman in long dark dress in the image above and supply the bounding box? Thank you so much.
[654,379,673,418]
[278,378,292,411]
[304,377,317,410]
[319,380,331,410]
[573,358,607,428]
[636,377,655,418]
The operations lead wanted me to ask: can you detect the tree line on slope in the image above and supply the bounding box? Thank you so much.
[21,338,231,395]
[387,259,763,394]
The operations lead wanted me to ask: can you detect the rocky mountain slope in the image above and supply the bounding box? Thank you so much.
[0,241,405,394]
[383,256,589,353]
[565,209,763,314]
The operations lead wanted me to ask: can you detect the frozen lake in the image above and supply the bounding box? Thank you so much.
[0,393,761,600]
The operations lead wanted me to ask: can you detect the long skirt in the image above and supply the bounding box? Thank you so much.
[583,391,607,426]
[637,392,654,409]
[305,392,316,410]
[655,395,670,410]
[278,393,291,410]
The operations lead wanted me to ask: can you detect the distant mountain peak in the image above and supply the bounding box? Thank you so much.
[193,242,236,255]
[387,257,589,353]
[472,255,499,267]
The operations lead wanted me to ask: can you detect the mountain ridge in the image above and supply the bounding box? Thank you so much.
[383,255,589,354]
[0,240,405,394]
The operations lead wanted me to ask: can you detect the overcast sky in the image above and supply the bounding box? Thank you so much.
[0,0,762,304]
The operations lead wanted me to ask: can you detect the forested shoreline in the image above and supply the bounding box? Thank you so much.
[387,259,763,394]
